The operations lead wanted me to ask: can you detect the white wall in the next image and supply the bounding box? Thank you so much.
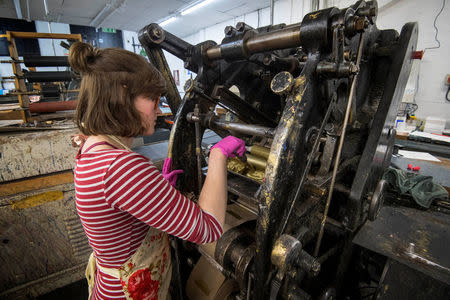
[122,30,140,53]
[375,0,449,122]
[0,58,16,90]
[163,0,450,123]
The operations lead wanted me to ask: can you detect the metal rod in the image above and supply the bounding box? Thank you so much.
[194,105,203,195]
[270,0,274,25]
[317,241,345,264]
[213,120,276,138]
[1,60,23,63]
[187,113,276,138]
[206,25,301,60]
[372,258,391,300]
[247,273,253,300]
[313,31,365,257]
[280,92,336,234]
[2,89,79,96]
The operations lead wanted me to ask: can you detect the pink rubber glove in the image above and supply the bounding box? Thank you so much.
[163,158,184,187]
[211,136,246,158]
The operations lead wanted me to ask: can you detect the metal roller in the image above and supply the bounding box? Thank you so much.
[246,154,267,171]
[187,112,276,138]
[247,145,270,160]
[206,24,302,60]
[23,56,69,67]
[24,71,74,83]
[41,86,60,98]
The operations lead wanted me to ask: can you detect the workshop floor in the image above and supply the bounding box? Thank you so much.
[37,280,88,300]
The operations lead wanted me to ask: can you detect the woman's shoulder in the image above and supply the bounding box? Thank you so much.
[105,150,155,170]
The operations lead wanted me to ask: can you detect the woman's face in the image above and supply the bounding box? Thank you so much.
[134,95,162,136]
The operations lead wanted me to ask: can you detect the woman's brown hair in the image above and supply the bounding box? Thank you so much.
[69,42,166,137]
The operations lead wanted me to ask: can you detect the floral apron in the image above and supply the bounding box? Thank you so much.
[86,227,172,300]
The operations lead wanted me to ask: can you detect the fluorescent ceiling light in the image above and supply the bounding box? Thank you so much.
[181,0,215,16]
[160,16,177,27]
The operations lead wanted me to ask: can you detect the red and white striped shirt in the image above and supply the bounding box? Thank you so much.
[74,146,222,299]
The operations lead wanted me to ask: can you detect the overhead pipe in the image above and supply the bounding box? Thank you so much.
[270,0,274,25]
[89,0,126,28]
[26,0,31,21]
[311,0,320,11]
[14,0,22,19]
[2,89,79,96]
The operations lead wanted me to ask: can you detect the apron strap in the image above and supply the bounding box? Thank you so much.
[96,261,121,279]
[83,141,119,153]
[76,141,118,159]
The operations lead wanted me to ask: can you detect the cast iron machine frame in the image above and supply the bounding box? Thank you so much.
[139,1,421,298]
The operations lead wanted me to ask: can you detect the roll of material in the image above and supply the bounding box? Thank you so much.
[24,71,74,83]
[41,86,60,98]
[249,145,270,160]
[246,154,267,170]
[23,56,69,67]
[30,100,77,113]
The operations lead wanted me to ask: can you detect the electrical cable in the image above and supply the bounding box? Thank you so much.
[446,86,450,102]
[423,0,446,52]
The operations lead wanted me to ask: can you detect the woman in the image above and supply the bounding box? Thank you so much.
[70,42,245,300]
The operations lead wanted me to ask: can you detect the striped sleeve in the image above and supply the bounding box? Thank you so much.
[103,152,223,244]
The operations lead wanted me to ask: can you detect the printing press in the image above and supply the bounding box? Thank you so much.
[137,1,450,299]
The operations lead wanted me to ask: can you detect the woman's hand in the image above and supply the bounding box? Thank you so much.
[162,158,184,187]
[210,136,246,158]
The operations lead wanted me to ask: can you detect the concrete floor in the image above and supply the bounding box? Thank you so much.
[37,280,88,300]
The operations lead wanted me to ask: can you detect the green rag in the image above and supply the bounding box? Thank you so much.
[383,167,449,208]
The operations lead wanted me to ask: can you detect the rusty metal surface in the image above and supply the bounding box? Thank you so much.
[353,205,450,284]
